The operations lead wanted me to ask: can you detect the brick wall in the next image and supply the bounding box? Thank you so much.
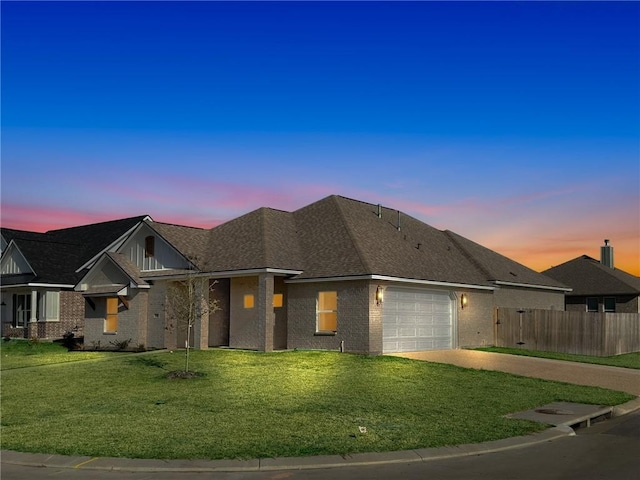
[456,289,495,348]
[209,278,230,347]
[84,290,148,350]
[287,280,371,354]
[493,286,564,310]
[229,276,260,349]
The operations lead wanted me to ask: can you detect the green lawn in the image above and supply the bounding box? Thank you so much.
[0,339,128,370]
[0,349,633,460]
[475,347,640,369]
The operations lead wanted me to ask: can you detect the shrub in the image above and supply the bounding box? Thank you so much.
[61,331,79,351]
[109,338,132,351]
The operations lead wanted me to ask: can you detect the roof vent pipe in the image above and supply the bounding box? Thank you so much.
[377,204,382,218]
[600,239,614,269]
[397,210,401,231]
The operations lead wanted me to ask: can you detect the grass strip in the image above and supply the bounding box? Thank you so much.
[475,347,640,369]
[0,340,130,370]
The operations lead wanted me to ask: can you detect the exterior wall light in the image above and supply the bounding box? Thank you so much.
[461,293,468,309]
[375,286,384,305]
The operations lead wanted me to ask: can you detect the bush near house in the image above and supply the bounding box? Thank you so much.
[1,349,633,460]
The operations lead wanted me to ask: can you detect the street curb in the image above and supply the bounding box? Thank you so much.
[612,396,640,417]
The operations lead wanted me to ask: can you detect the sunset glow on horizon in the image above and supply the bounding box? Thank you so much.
[2,2,638,276]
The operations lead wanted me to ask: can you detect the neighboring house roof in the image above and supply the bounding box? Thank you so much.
[0,216,149,288]
[543,255,640,296]
[1,238,84,286]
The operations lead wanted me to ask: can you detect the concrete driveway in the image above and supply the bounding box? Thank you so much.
[390,350,640,396]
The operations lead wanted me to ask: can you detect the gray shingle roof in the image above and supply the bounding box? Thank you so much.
[147,221,210,268]
[543,255,640,296]
[193,195,564,290]
[203,207,303,273]
[1,216,147,287]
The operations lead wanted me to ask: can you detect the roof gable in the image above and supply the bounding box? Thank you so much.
[0,241,34,276]
[543,256,640,296]
[76,252,148,293]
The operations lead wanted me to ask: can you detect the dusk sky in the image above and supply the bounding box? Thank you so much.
[2,1,639,275]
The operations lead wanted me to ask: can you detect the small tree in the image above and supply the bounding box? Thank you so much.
[165,269,219,373]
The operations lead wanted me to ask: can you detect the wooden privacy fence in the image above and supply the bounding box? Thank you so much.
[495,308,640,357]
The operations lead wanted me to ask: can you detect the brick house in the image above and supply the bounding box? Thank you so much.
[75,195,569,354]
[0,217,147,340]
[543,241,640,313]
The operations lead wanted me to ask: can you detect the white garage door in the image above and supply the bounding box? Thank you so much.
[383,288,454,353]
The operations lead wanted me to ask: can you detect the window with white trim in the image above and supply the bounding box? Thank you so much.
[316,291,337,333]
[586,297,598,312]
[38,291,60,321]
[12,294,31,327]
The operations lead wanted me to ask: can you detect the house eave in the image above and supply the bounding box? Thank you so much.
[493,280,572,292]
[0,283,75,289]
[143,268,304,281]
[286,274,495,291]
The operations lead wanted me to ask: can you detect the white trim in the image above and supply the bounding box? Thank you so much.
[146,268,303,281]
[286,274,495,291]
[82,286,129,297]
[75,216,152,272]
[0,283,74,289]
[493,280,572,292]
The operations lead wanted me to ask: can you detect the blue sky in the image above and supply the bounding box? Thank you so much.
[2,1,639,274]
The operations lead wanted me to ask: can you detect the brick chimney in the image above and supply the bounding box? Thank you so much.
[600,239,614,268]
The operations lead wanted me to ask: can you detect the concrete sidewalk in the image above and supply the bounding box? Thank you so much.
[391,350,640,396]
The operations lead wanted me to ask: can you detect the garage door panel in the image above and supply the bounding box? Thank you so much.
[383,287,453,353]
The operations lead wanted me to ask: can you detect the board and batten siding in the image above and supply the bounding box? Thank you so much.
[122,228,190,271]
[0,245,32,275]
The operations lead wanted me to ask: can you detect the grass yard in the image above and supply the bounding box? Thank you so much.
[0,339,128,370]
[475,347,640,369]
[1,349,634,460]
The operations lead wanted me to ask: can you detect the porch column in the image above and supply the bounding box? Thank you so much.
[27,290,38,338]
[257,273,275,352]
[193,278,209,350]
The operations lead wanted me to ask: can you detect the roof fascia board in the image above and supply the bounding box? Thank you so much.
[1,283,75,289]
[286,274,495,291]
[493,280,572,292]
[75,216,152,272]
[1,241,36,275]
[145,268,303,281]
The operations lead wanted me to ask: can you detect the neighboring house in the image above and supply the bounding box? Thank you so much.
[543,240,640,313]
[0,217,148,340]
[76,195,569,354]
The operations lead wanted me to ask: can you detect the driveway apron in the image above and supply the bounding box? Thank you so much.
[391,350,640,396]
